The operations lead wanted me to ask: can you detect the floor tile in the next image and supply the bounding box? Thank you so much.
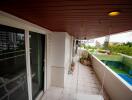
[41,56,109,100]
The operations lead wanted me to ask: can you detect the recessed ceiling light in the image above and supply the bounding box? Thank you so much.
[108,11,120,16]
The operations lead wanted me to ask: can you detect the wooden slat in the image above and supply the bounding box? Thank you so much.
[0,0,132,38]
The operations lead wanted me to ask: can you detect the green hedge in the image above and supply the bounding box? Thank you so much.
[108,45,132,56]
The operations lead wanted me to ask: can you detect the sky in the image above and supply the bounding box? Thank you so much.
[109,31,132,43]
[84,30,132,46]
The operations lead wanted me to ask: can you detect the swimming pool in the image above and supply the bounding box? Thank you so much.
[101,60,132,85]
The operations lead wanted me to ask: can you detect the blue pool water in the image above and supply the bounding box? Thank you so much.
[101,60,132,85]
[118,74,132,85]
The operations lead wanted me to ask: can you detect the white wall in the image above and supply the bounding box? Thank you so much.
[46,32,53,89]
[49,32,72,87]
[64,33,73,74]
[51,32,65,67]
[91,55,132,100]
[50,32,65,87]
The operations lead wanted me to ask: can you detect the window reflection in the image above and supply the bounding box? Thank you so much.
[0,25,28,100]
[30,32,44,99]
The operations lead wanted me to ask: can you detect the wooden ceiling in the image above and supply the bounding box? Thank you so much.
[0,0,132,38]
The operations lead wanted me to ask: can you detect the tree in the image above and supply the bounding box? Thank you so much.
[108,43,132,56]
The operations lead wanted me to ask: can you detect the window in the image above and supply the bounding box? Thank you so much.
[0,25,28,100]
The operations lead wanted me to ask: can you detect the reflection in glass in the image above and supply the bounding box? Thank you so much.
[0,25,28,100]
[30,32,44,99]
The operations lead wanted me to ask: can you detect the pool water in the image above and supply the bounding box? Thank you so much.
[101,60,132,85]
[118,74,132,85]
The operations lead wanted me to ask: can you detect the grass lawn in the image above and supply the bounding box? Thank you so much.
[95,54,123,61]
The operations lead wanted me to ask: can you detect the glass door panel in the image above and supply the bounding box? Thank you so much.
[0,25,28,100]
[29,32,44,99]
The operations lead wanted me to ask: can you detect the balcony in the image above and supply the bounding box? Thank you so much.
[41,55,109,100]
[0,0,132,99]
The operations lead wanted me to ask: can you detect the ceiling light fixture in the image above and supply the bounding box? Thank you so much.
[108,11,120,16]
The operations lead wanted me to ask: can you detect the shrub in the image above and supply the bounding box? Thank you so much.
[108,44,132,56]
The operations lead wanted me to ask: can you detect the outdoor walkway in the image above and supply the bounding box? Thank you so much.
[41,57,109,100]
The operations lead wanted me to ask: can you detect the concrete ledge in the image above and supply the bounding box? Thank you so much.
[91,55,132,100]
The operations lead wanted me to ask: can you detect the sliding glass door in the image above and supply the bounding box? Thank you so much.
[29,32,45,99]
[0,25,45,100]
[0,25,28,100]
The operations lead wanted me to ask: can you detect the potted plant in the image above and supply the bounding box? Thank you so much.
[79,50,92,66]
[71,61,75,72]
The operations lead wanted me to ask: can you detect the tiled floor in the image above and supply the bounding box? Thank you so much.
[41,58,109,100]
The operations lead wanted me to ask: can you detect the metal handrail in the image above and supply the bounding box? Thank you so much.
[0,73,27,100]
[0,50,25,56]
[0,54,25,61]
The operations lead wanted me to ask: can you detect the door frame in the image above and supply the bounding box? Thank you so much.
[25,30,33,100]
[27,31,47,100]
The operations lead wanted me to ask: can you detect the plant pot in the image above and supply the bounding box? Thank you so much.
[80,60,84,64]
[83,60,88,66]
[71,65,75,71]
